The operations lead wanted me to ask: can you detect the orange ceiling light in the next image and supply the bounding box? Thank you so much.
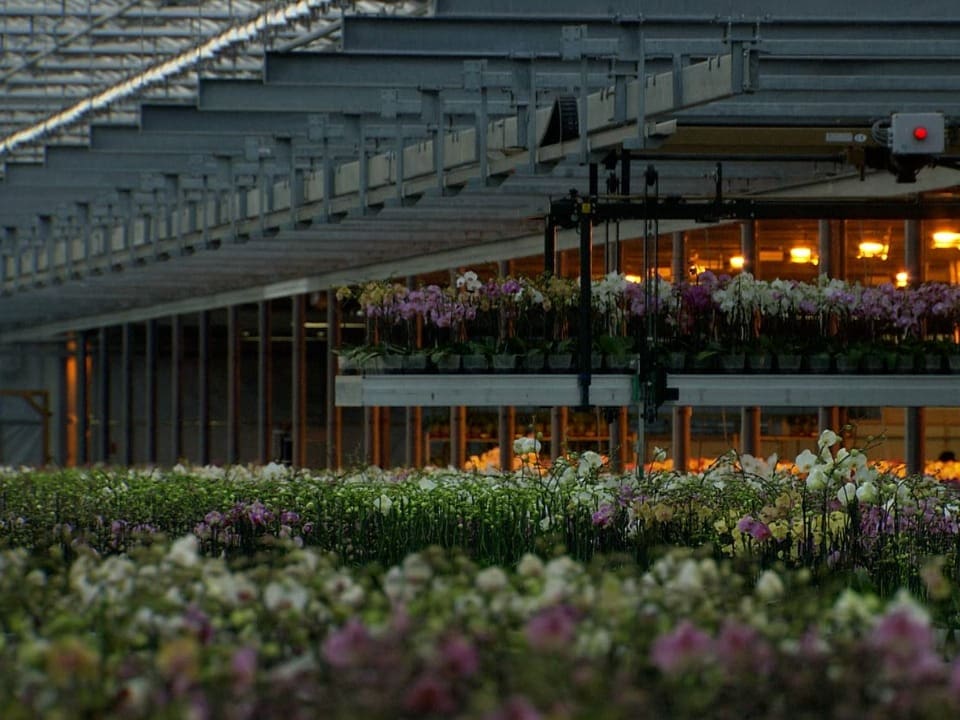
[932,230,960,249]
[858,240,889,260]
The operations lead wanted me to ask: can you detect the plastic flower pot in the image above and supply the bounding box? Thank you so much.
[491,353,517,372]
[462,354,489,373]
[775,353,802,373]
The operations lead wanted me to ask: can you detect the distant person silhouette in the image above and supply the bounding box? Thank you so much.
[939,450,956,463]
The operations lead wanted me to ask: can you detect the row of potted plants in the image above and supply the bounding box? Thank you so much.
[336,271,960,374]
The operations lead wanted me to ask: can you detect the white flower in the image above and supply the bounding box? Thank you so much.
[264,579,308,612]
[417,477,437,491]
[374,494,393,514]
[755,570,785,602]
[856,481,878,504]
[652,446,667,463]
[795,449,819,474]
[166,535,200,568]
[517,553,544,578]
[817,429,839,450]
[837,482,857,504]
[475,566,509,594]
[513,437,541,455]
[806,466,828,492]
[401,554,433,586]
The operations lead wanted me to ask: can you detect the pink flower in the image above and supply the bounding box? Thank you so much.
[524,605,577,651]
[403,674,457,715]
[736,515,773,541]
[230,646,257,690]
[321,619,371,668]
[713,620,774,675]
[439,634,480,678]
[650,621,712,673]
[485,695,542,720]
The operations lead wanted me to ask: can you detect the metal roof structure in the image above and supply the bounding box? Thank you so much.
[1,0,960,341]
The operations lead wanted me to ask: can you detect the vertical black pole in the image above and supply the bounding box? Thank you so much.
[97,327,110,462]
[120,324,133,465]
[145,319,157,464]
[198,310,210,465]
[258,301,273,464]
[292,295,307,468]
[226,306,240,464]
[578,194,593,408]
[325,290,341,469]
[76,331,88,465]
[170,315,183,463]
[544,219,557,276]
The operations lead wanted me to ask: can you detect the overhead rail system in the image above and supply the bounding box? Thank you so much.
[1,0,960,341]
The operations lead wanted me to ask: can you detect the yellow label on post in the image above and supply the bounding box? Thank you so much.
[580,202,592,214]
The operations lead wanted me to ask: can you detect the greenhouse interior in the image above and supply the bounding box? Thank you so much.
[3,1,960,718]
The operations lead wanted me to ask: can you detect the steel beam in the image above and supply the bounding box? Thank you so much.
[325,289,341,469]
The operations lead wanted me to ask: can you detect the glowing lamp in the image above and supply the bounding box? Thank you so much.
[858,241,888,260]
[932,231,960,249]
[729,255,745,270]
[789,246,813,264]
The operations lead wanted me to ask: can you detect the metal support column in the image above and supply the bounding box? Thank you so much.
[170,315,183,462]
[449,406,466,469]
[671,231,692,472]
[226,306,240,464]
[741,406,761,457]
[56,341,68,466]
[404,276,422,468]
[607,414,621,471]
[818,407,841,437]
[741,220,758,275]
[325,290,341,469]
[292,294,307,468]
[740,220,760,451]
[144,319,157,464]
[496,259,513,472]
[817,219,839,434]
[498,406,515,471]
[550,407,566,461]
[198,310,211,465]
[672,406,692,472]
[578,192,594,408]
[544,219,558,276]
[258,301,273,464]
[120,324,133,465]
[76,331,88,465]
[97,327,110,462]
[817,219,833,277]
[671,231,686,282]
[906,408,926,475]
[904,218,925,472]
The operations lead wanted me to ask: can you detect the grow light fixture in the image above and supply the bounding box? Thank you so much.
[857,241,889,260]
[789,246,814,264]
[895,271,909,288]
[729,255,745,270]
[932,231,960,249]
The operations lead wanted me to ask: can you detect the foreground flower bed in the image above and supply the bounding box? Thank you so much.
[3,538,960,718]
[3,433,960,717]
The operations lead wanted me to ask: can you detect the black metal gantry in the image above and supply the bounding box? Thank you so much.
[547,156,960,416]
